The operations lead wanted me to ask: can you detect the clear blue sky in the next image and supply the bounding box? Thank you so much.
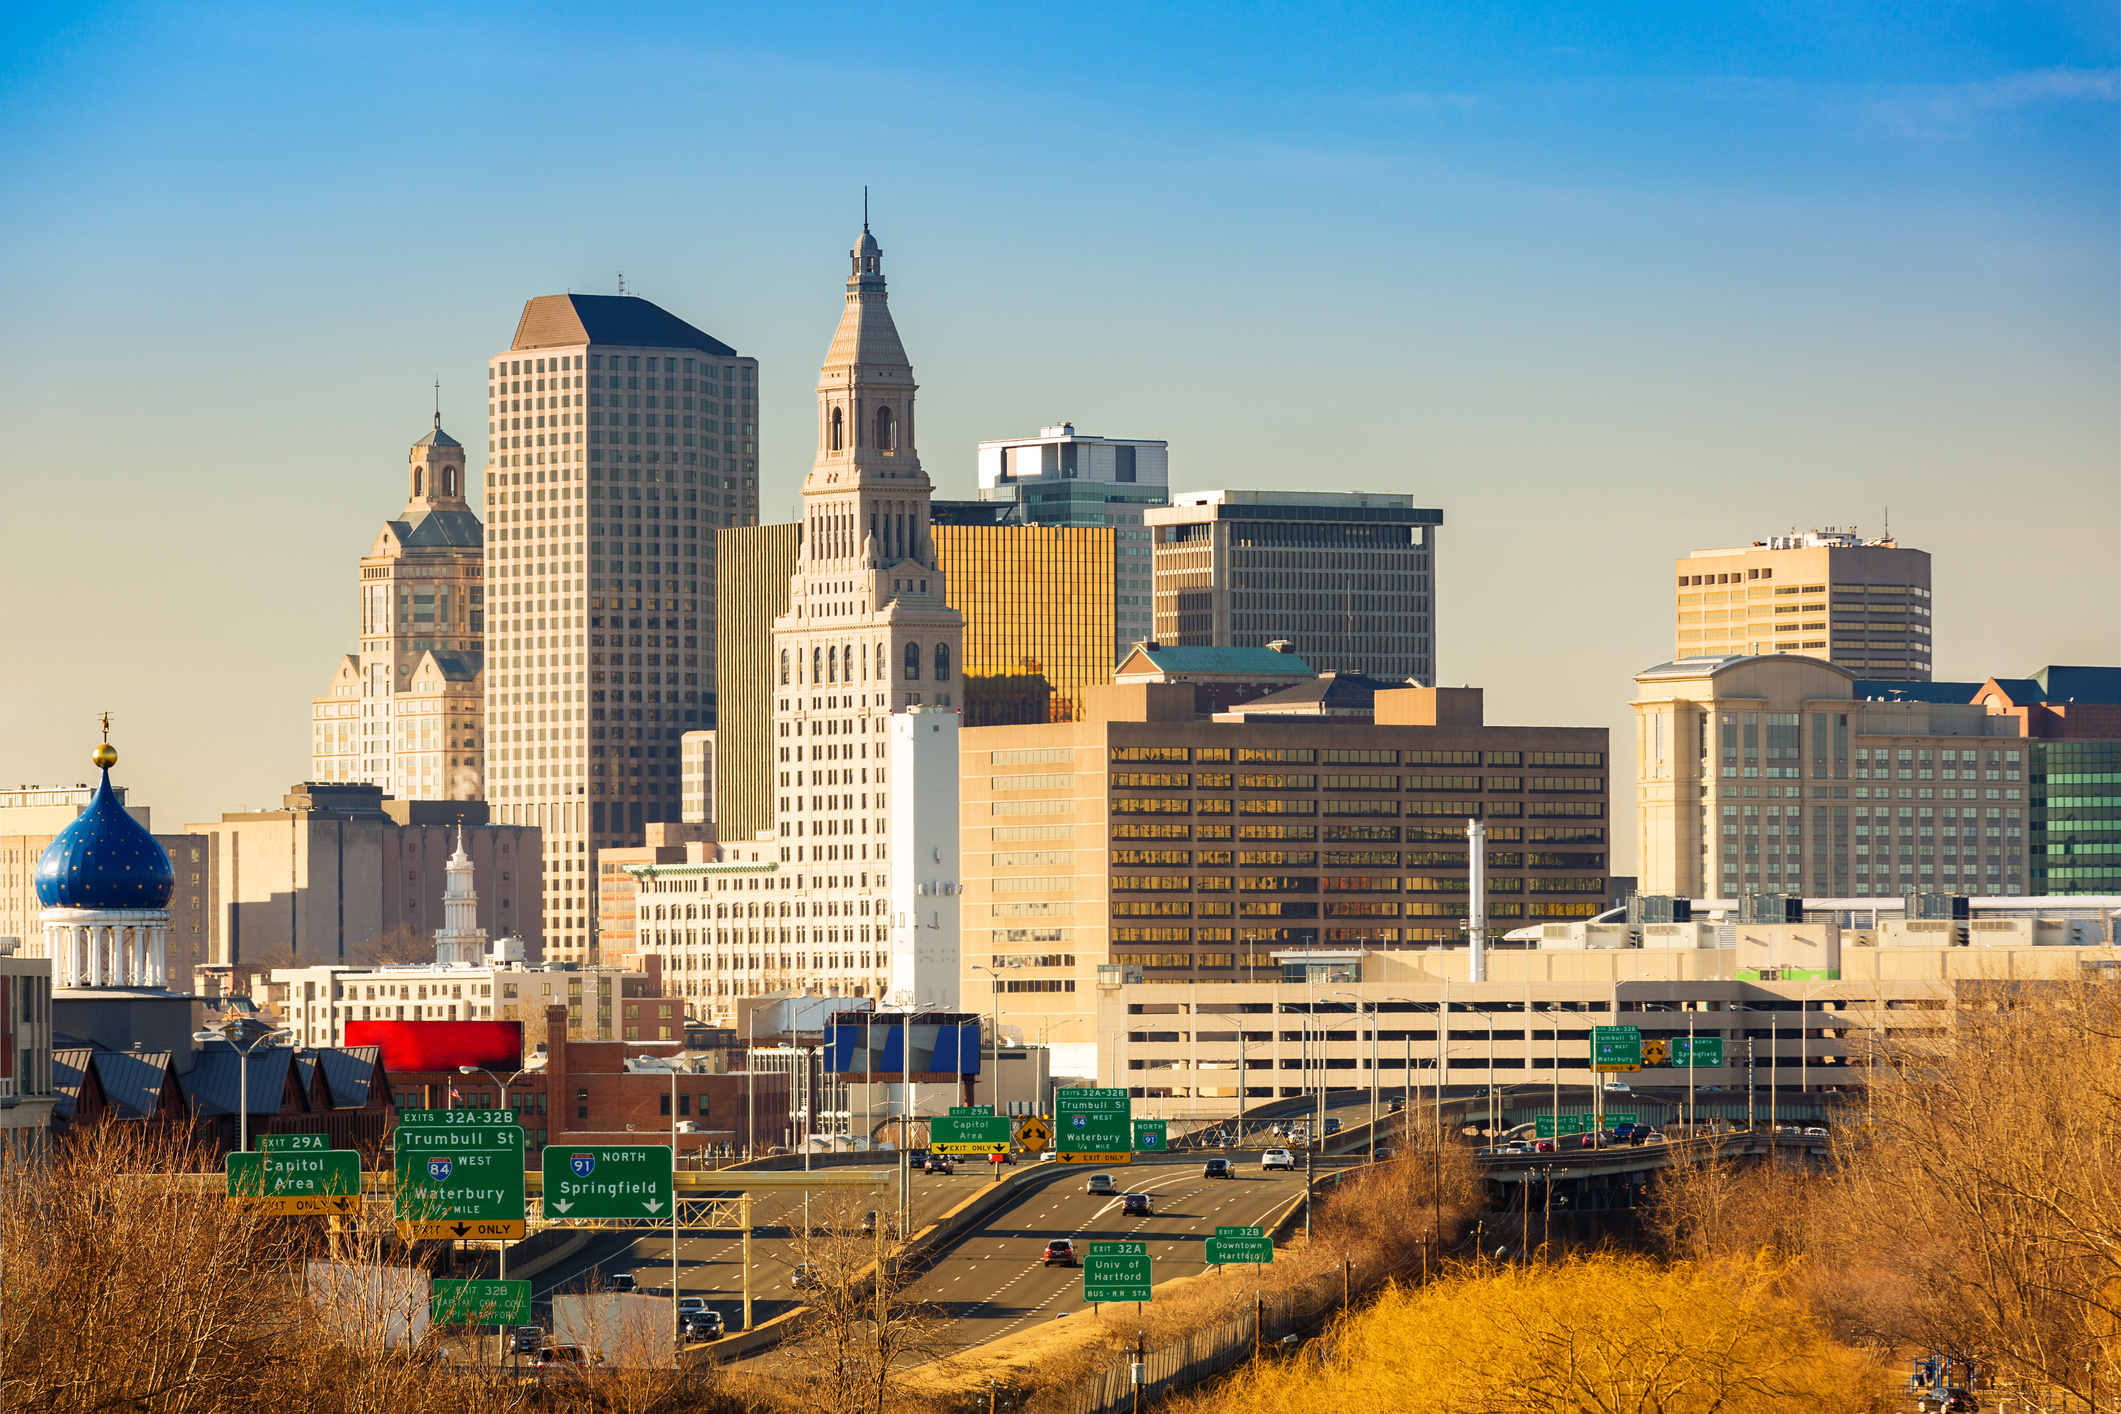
[3,3,2115,868]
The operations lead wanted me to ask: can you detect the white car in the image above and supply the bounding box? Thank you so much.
[1602,1080,1632,1093]
[1261,1148,1296,1171]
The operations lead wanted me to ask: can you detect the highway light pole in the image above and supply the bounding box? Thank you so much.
[1331,991,1377,1161]
[970,964,1002,1115]
[192,1023,290,1156]
[634,1054,680,1353]
[459,1061,543,1281]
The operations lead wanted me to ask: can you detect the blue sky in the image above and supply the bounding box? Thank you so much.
[2,3,2115,865]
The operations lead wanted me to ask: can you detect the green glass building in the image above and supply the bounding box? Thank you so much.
[2031,741,2121,894]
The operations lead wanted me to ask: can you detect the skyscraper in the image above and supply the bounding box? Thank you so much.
[1673,530,1932,681]
[768,220,964,1003]
[1148,490,1441,685]
[486,294,759,963]
[311,417,486,800]
[929,521,1116,725]
[714,522,801,842]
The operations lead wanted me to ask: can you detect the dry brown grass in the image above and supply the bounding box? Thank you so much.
[1641,977,2121,1406]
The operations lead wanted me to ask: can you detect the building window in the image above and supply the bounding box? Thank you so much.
[875,405,895,451]
[934,643,950,681]
[904,643,920,680]
[830,406,843,451]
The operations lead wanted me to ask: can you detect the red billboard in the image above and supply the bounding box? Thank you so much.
[345,1019,523,1075]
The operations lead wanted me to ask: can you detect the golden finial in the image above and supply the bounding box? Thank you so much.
[93,712,116,770]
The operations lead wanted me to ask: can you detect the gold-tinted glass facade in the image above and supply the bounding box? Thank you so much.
[714,523,800,840]
[936,524,1116,727]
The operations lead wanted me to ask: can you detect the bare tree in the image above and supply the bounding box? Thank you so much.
[349,923,437,967]
[762,1197,952,1414]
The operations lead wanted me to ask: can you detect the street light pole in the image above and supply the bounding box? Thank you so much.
[460,1063,540,1281]
[193,1024,291,1156]
[634,1055,680,1352]
[971,964,1002,1116]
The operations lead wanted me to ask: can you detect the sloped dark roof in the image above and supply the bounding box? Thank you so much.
[313,1046,383,1109]
[52,1047,94,1121]
[390,508,484,550]
[2030,666,2121,703]
[1222,670,1398,717]
[183,1048,298,1117]
[419,650,482,681]
[511,294,736,356]
[95,1051,175,1120]
[413,422,462,449]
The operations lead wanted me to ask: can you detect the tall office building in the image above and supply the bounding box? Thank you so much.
[311,418,486,800]
[929,521,1116,725]
[714,523,801,842]
[486,293,760,962]
[1673,530,1932,681]
[970,423,1170,649]
[767,220,964,1002]
[1148,490,1440,685]
[1632,655,2027,899]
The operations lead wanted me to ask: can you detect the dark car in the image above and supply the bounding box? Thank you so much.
[1202,1157,1234,1179]
[989,1150,1013,1166]
[791,1263,824,1290]
[679,1310,724,1340]
[1043,1239,1077,1267]
[922,1154,954,1174]
[607,1273,638,1294]
[1120,1193,1152,1217]
[1323,1117,1342,1135]
[1388,1098,1406,1113]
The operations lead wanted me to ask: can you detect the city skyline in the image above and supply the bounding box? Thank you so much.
[4,6,2114,879]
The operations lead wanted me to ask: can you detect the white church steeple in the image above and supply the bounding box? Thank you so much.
[432,828,487,966]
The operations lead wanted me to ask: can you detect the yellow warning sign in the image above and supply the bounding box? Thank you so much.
[1014,1118,1053,1153]
[1642,1039,1670,1068]
[397,1219,526,1241]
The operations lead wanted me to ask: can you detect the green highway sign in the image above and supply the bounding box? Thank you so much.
[1206,1225,1272,1264]
[395,1122,526,1239]
[1084,1240,1152,1302]
[1672,1036,1725,1068]
[227,1149,362,1215]
[432,1279,532,1326]
[1056,1087,1132,1164]
[259,1133,330,1153]
[948,1105,994,1117]
[1592,1025,1642,1073]
[541,1144,674,1219]
[928,1113,1012,1154]
[397,1109,519,1127]
[1534,1113,1638,1139]
[1132,1120,1168,1152]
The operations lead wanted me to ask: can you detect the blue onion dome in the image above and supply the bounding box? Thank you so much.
[34,746,174,910]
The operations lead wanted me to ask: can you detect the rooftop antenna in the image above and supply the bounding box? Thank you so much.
[433,377,441,429]
[864,185,869,230]
[618,271,626,295]
[1883,506,1890,541]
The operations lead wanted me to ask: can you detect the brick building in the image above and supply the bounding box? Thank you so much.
[389,1004,787,1161]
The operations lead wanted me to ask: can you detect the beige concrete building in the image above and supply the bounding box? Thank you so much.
[1632,655,2029,902]
[0,786,209,980]
[1674,529,1932,681]
[486,294,759,964]
[956,682,1610,1077]
[765,221,964,997]
[185,783,540,966]
[311,418,487,799]
[1091,922,2121,1117]
[1147,490,1441,686]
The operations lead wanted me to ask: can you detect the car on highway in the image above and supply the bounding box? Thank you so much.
[1501,1141,1535,1155]
[1043,1239,1078,1267]
[1803,1126,1828,1137]
[1120,1193,1153,1217]
[677,1297,707,1315]
[607,1273,638,1294]
[680,1310,723,1340]
[989,1150,1014,1167]
[1534,1139,1557,1153]
[1261,1148,1296,1171]
[1602,1081,1632,1093]
[791,1263,824,1290]
[1202,1157,1234,1179]
[1375,1148,1395,1160]
[922,1154,954,1174]
[532,1343,602,1374]
[1389,1097,1405,1113]
[1323,1117,1342,1135]
[1086,1172,1118,1195]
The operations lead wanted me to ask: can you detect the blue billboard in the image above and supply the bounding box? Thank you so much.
[823,1012,982,1077]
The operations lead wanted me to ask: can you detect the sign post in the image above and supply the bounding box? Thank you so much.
[540,1145,675,1220]
[1084,1240,1152,1305]
[394,1112,527,1240]
[1055,1088,1132,1165]
[1205,1225,1271,1268]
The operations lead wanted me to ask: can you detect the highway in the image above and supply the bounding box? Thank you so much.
[894,1156,1319,1353]
[524,1161,991,1327]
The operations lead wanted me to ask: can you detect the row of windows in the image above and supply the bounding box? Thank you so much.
[779,644,950,682]
[1104,823,1605,843]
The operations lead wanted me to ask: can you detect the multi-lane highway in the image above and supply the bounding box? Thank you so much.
[523,1161,1000,1328]
[893,1156,1319,1352]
